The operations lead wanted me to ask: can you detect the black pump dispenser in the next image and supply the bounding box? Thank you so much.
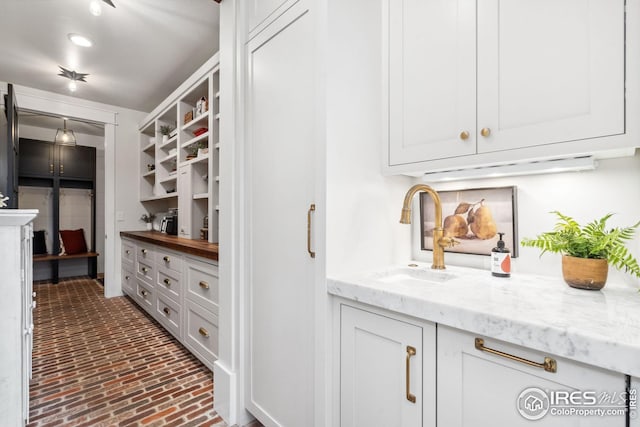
[491,232,511,277]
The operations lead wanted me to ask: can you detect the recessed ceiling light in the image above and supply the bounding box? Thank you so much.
[68,33,93,48]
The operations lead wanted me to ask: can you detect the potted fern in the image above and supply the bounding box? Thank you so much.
[521,211,640,290]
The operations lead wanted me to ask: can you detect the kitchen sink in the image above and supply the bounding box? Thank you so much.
[371,265,458,287]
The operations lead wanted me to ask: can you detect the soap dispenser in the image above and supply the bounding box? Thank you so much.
[491,232,511,277]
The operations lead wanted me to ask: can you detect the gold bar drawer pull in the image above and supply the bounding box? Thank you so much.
[198,327,210,338]
[406,346,416,403]
[163,307,170,315]
[163,278,171,286]
[475,338,557,373]
[199,281,209,290]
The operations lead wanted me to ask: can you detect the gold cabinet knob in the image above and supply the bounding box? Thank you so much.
[481,128,491,137]
[125,275,130,280]
[163,307,170,315]
[142,267,148,273]
[163,278,171,286]
[141,249,147,255]
[163,256,170,262]
[459,131,470,140]
[199,281,209,290]
[141,289,148,297]
[198,327,210,338]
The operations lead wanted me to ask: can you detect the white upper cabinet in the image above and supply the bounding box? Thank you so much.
[477,0,624,153]
[386,0,476,165]
[384,0,633,175]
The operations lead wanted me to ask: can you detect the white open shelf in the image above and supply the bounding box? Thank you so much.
[181,132,209,149]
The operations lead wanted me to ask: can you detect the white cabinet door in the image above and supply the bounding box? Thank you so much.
[385,0,476,165]
[177,165,191,238]
[477,0,625,153]
[244,2,320,426]
[246,0,299,37]
[438,325,626,427]
[340,305,435,427]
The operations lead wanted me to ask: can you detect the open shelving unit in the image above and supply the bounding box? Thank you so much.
[138,54,220,244]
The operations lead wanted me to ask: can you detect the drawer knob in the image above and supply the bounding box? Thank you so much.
[163,256,170,262]
[164,278,171,286]
[126,250,131,255]
[125,275,130,280]
[199,281,209,290]
[141,249,148,254]
[459,130,470,140]
[480,127,491,137]
[142,267,149,273]
[163,307,170,315]
[198,327,210,338]
[141,289,148,297]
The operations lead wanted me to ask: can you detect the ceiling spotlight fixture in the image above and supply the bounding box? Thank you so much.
[68,33,93,47]
[58,66,89,92]
[54,119,77,146]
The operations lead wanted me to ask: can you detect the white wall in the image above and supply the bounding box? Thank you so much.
[411,152,640,289]
[326,0,412,278]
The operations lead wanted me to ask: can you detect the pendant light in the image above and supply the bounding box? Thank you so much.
[54,119,77,146]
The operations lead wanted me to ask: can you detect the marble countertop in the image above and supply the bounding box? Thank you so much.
[328,263,640,377]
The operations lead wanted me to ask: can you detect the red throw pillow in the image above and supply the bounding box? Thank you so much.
[59,229,88,255]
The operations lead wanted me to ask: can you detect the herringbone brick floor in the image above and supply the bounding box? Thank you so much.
[27,277,227,427]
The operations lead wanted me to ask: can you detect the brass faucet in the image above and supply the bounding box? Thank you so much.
[400,184,457,270]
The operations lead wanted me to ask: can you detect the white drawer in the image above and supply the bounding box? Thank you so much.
[136,280,155,313]
[156,266,181,303]
[136,259,155,285]
[156,293,181,339]
[156,249,182,274]
[122,239,135,267]
[136,243,154,263]
[121,267,135,295]
[185,257,218,314]
[184,300,218,368]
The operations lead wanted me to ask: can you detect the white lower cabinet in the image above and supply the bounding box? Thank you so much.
[339,304,436,427]
[337,302,628,427]
[437,325,627,427]
[120,238,218,369]
[183,256,219,369]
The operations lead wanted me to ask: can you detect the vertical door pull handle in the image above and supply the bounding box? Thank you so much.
[307,204,316,258]
[406,346,416,403]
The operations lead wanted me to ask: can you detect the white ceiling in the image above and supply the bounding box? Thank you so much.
[0,0,220,113]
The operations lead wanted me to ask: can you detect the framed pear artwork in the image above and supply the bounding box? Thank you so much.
[420,186,518,257]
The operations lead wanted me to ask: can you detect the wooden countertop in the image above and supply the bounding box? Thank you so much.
[120,231,219,261]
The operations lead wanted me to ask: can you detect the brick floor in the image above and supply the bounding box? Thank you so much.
[28,277,227,427]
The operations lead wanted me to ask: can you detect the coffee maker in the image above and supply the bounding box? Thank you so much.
[161,208,178,235]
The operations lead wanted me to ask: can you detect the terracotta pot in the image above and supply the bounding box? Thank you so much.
[561,255,608,290]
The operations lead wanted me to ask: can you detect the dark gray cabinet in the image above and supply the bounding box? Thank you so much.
[18,138,97,283]
[19,139,95,181]
[18,139,54,178]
